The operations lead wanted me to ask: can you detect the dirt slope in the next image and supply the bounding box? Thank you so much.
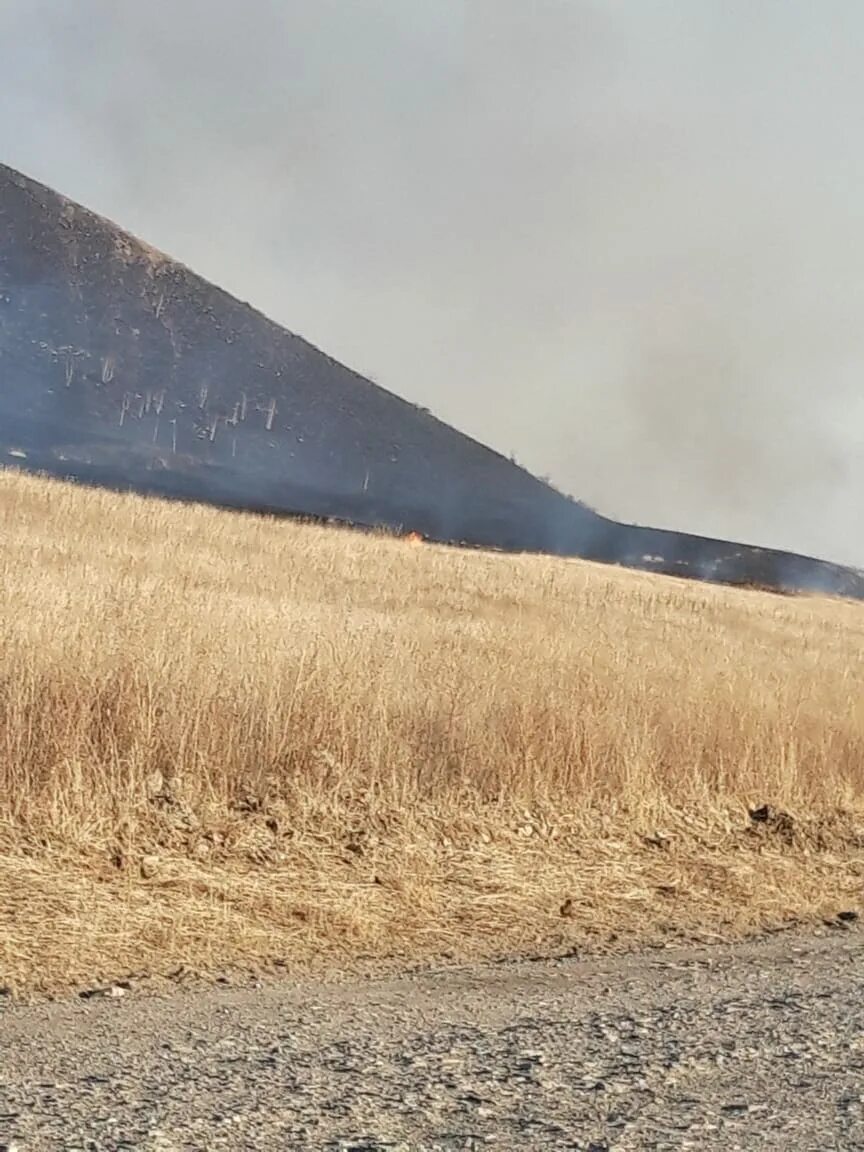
[1,161,862,599]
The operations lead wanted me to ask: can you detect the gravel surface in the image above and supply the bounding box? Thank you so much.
[2,928,864,1150]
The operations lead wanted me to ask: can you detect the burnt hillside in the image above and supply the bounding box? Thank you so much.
[1,161,862,600]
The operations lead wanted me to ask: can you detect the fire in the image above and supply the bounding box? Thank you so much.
[405,531,423,545]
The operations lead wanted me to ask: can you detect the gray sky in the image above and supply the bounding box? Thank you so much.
[1,1,863,565]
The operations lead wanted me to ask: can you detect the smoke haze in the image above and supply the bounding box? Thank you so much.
[1,1,863,565]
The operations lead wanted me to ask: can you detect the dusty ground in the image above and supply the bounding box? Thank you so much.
[3,927,863,1150]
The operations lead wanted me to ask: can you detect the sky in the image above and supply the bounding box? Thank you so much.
[1,1,863,566]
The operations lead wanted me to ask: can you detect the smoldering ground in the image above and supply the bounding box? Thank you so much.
[0,1,863,566]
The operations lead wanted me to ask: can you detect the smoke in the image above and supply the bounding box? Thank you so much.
[1,0,863,565]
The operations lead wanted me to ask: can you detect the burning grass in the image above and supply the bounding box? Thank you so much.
[1,469,863,995]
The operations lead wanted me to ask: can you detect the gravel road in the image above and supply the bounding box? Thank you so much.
[2,928,864,1150]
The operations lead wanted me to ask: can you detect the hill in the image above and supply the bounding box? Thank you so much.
[1,161,862,599]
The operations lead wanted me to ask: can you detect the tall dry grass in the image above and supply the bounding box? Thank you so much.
[1,468,863,994]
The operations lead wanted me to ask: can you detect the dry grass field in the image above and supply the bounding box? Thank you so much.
[1,468,863,995]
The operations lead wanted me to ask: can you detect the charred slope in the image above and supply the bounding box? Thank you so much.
[1,162,862,601]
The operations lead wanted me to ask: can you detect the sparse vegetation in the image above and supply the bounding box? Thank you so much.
[1,469,863,995]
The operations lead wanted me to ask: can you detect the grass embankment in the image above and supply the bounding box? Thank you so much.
[1,469,863,994]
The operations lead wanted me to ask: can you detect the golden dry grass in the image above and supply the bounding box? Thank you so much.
[1,468,863,995]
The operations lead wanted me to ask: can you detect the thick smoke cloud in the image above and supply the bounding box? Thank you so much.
[1,1,862,565]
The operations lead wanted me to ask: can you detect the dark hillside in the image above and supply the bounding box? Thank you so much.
[1,162,862,600]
